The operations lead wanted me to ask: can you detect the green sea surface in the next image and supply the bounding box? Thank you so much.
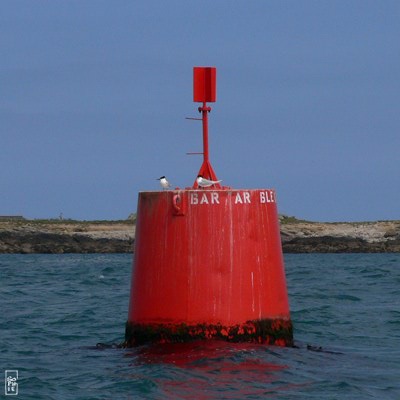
[1,253,399,399]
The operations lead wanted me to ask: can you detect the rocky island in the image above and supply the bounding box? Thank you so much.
[0,218,135,254]
[0,216,400,254]
[279,215,400,253]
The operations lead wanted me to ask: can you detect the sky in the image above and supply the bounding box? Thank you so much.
[1,1,399,222]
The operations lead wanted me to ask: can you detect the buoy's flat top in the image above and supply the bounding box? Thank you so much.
[140,188,276,193]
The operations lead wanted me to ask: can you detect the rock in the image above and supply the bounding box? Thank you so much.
[0,220,135,254]
[280,219,400,253]
[1,217,400,254]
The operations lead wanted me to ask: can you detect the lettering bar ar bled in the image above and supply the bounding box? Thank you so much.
[190,190,276,205]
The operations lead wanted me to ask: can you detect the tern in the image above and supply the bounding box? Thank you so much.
[196,175,222,188]
[157,176,171,190]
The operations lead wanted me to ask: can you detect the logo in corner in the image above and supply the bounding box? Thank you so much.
[5,370,18,396]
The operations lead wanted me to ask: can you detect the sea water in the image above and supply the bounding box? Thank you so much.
[1,253,399,399]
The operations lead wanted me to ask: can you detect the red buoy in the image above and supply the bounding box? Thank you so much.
[125,67,293,347]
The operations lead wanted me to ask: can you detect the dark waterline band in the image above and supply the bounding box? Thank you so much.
[124,318,293,347]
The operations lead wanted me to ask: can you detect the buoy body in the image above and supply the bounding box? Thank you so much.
[125,188,293,346]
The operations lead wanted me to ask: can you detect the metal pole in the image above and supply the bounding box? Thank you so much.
[199,102,211,163]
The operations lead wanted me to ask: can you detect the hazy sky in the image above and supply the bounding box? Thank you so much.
[1,1,399,221]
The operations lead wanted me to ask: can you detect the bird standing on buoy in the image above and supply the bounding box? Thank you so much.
[196,175,222,188]
[157,176,171,190]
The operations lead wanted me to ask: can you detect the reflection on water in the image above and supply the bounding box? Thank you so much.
[124,340,308,399]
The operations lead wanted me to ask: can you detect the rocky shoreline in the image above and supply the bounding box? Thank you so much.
[279,216,400,253]
[0,220,135,254]
[1,217,400,254]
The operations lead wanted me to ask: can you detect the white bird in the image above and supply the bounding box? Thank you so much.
[157,176,171,190]
[196,175,222,188]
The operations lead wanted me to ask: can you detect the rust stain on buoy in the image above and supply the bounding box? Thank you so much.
[125,67,293,347]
